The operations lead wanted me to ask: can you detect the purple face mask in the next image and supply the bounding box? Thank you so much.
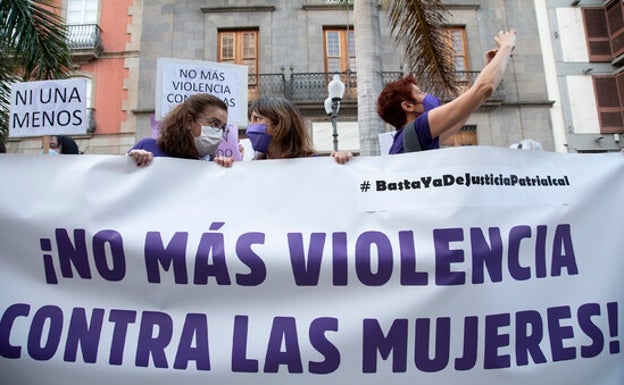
[422,93,442,111]
[246,123,272,153]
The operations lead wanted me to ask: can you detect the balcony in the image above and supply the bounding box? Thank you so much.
[290,70,403,103]
[67,24,103,63]
[247,70,505,106]
[248,73,286,101]
[434,71,506,103]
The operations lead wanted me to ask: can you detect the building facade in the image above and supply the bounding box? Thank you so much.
[13,1,622,155]
[8,0,142,155]
[536,0,623,153]
[134,0,556,154]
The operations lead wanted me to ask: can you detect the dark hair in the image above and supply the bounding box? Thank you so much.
[248,97,316,159]
[56,135,80,154]
[157,93,228,159]
[377,74,419,130]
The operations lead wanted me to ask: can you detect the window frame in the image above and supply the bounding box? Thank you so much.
[582,0,624,62]
[441,125,477,147]
[323,27,355,74]
[218,29,259,99]
[445,27,470,76]
[66,0,99,25]
[593,73,624,133]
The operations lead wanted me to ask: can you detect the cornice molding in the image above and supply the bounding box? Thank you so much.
[302,5,355,11]
[201,6,275,13]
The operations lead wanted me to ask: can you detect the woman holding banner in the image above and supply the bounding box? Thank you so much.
[214,96,352,167]
[128,93,228,167]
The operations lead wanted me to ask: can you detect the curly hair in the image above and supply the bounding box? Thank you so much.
[248,97,316,159]
[377,75,419,130]
[157,93,228,159]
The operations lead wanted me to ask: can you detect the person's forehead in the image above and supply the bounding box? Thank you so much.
[203,106,227,119]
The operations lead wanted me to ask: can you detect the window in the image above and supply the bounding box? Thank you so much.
[66,0,99,24]
[83,77,96,133]
[449,28,468,71]
[593,73,624,133]
[441,125,477,147]
[582,0,624,62]
[66,0,99,50]
[445,27,470,83]
[606,0,624,59]
[324,28,355,98]
[218,30,259,100]
[324,28,355,73]
[441,28,476,147]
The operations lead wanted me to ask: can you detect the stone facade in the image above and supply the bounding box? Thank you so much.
[132,0,556,153]
[9,1,576,154]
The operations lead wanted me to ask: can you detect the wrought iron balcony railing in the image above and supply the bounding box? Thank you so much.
[287,71,504,103]
[244,70,505,104]
[67,24,103,61]
[248,73,286,100]
[289,71,405,102]
[428,71,506,102]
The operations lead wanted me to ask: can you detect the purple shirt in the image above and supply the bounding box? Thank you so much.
[388,111,439,154]
[128,138,172,158]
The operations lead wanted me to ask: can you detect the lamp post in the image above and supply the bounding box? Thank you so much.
[324,74,346,152]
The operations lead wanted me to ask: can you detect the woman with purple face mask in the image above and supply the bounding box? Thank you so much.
[214,97,352,166]
[378,30,517,154]
[246,97,316,160]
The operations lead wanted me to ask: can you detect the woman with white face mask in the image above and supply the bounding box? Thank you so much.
[128,93,228,167]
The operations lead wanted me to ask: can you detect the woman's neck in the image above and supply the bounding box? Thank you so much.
[266,142,280,159]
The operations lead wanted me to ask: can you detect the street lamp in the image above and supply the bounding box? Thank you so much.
[324,74,345,151]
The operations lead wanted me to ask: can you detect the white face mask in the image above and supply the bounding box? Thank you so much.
[194,125,223,158]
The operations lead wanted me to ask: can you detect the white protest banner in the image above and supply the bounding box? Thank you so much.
[9,78,87,137]
[156,58,248,126]
[0,147,622,385]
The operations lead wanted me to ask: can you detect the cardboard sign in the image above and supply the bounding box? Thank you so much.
[156,58,248,126]
[9,78,87,137]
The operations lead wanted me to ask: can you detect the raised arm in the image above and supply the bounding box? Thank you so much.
[438,47,501,143]
[428,30,516,140]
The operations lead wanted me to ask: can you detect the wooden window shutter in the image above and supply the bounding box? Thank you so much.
[606,0,624,58]
[583,7,612,61]
[594,75,624,133]
[441,125,477,147]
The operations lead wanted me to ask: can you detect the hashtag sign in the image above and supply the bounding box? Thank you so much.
[360,180,371,192]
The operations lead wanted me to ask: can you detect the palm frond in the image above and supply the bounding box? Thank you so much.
[383,0,459,97]
[0,0,73,80]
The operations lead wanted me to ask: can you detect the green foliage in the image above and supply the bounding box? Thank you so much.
[0,0,75,141]
[383,0,458,97]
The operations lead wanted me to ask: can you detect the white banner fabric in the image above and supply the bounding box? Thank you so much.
[0,147,622,385]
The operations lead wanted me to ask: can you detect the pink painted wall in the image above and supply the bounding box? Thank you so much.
[54,0,133,134]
